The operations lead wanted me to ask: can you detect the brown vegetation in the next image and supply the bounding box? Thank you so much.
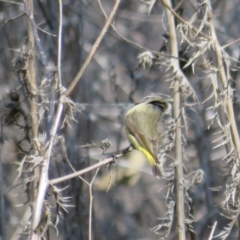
[1,0,240,239]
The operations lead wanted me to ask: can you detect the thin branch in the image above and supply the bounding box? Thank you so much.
[88,153,105,240]
[57,0,63,86]
[60,139,88,184]
[222,37,240,49]
[0,0,23,5]
[49,154,121,185]
[10,208,31,240]
[208,221,217,240]
[174,0,185,12]
[0,144,6,240]
[37,26,57,37]
[64,0,121,96]
[4,13,25,24]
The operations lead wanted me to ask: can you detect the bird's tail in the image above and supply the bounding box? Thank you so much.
[137,147,162,178]
[125,131,162,178]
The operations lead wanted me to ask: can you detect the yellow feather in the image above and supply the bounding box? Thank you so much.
[126,132,156,167]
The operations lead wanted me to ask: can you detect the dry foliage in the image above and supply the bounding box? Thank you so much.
[1,0,240,239]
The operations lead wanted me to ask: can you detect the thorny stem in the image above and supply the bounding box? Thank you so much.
[23,0,51,77]
[23,0,53,146]
[162,0,186,239]
[25,0,41,238]
[208,5,240,237]
[30,1,120,238]
[31,103,63,240]
[161,0,211,40]
[208,12,240,155]
[26,0,39,167]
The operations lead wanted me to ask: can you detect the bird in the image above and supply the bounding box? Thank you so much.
[124,94,172,178]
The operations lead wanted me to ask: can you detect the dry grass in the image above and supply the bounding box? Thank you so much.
[1,0,240,239]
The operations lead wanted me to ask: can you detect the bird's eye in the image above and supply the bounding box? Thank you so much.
[150,101,168,111]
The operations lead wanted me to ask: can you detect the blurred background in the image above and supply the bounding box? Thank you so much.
[1,0,240,239]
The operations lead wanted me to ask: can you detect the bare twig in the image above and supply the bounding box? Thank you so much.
[36,26,57,37]
[64,0,121,96]
[4,13,25,24]
[0,144,6,240]
[0,0,23,5]
[174,0,185,12]
[60,138,88,185]
[49,153,121,185]
[57,0,63,86]
[208,221,217,240]
[10,208,31,240]
[222,37,240,49]
[88,153,105,240]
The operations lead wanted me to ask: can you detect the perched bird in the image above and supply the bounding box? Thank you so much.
[124,94,172,178]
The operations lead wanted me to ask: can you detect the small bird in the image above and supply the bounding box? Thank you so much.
[124,94,172,178]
